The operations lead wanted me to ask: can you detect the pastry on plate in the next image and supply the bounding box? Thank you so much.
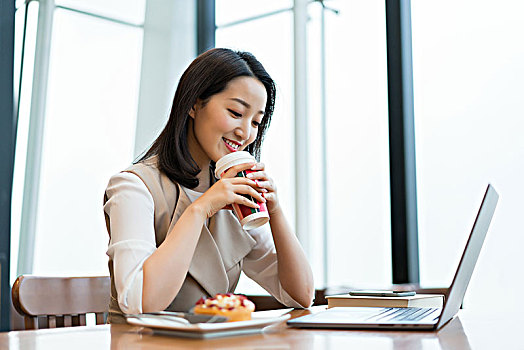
[193,293,255,322]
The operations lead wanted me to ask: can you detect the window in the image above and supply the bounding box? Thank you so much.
[11,0,39,284]
[216,1,391,292]
[412,1,524,307]
[311,0,391,289]
[216,2,295,294]
[12,2,144,279]
[32,8,143,275]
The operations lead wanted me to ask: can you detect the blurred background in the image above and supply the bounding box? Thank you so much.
[3,0,523,323]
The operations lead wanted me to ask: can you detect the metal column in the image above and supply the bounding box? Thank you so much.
[293,0,311,259]
[17,0,54,277]
[0,0,15,332]
[197,0,215,54]
[385,0,420,284]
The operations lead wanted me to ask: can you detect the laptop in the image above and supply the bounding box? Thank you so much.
[287,184,499,331]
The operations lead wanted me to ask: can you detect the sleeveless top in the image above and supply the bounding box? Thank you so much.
[104,157,257,323]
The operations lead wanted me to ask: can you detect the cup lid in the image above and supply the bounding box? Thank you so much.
[215,151,255,178]
[240,211,270,230]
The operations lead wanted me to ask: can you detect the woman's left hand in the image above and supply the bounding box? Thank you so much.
[246,163,280,215]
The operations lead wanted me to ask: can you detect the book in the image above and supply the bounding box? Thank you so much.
[326,293,444,309]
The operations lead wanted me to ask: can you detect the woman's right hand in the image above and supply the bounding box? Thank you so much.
[192,162,266,219]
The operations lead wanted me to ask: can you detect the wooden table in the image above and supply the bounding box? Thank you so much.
[1,307,522,349]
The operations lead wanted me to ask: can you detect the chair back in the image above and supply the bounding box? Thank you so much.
[12,275,110,330]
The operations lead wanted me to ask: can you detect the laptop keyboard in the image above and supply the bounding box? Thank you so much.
[367,307,438,322]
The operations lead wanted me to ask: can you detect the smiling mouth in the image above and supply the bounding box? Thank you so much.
[223,138,241,152]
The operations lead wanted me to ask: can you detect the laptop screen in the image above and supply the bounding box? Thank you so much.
[436,184,498,329]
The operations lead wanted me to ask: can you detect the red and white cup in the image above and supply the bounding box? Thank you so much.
[215,151,270,230]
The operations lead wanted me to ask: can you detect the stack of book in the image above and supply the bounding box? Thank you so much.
[325,294,444,309]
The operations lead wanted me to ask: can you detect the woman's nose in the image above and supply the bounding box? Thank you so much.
[234,121,250,140]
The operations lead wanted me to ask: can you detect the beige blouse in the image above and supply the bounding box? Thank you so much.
[103,158,303,323]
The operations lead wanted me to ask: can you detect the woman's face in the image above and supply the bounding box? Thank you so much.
[187,76,267,165]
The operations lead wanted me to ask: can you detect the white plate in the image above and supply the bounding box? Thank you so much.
[127,313,291,339]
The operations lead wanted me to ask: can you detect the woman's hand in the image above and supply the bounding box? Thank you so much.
[192,162,266,219]
[245,163,280,215]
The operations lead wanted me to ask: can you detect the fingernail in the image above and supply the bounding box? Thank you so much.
[251,164,257,170]
[247,173,254,179]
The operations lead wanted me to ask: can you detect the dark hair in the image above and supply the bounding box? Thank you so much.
[138,48,276,189]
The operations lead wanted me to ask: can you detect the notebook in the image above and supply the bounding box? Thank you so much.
[325,293,444,309]
[287,184,498,330]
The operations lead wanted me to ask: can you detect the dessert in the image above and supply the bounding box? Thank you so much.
[193,293,255,322]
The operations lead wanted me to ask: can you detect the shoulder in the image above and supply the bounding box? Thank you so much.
[124,157,177,191]
[107,171,146,188]
[105,171,152,203]
[124,156,161,178]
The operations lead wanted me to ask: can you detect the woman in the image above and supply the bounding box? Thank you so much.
[104,48,314,323]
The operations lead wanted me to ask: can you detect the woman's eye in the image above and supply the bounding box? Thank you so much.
[252,120,261,127]
[227,109,242,117]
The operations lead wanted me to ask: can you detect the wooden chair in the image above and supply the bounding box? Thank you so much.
[11,275,111,330]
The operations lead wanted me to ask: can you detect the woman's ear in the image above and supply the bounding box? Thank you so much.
[188,99,202,119]
[188,105,196,119]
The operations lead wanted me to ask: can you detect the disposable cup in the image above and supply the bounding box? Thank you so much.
[215,151,270,230]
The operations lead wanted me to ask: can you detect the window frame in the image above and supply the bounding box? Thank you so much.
[0,0,15,332]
